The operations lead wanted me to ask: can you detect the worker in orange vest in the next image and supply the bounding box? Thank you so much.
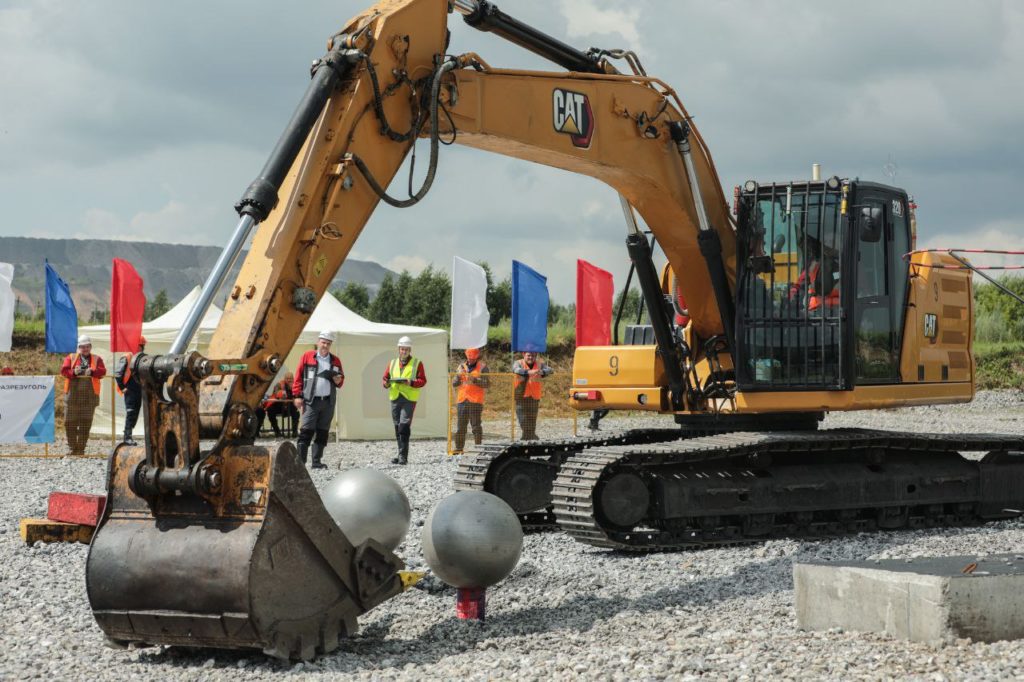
[451,347,489,453]
[257,371,298,438]
[59,334,107,456]
[114,336,146,445]
[512,350,553,441]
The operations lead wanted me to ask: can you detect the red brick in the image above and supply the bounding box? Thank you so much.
[47,491,106,527]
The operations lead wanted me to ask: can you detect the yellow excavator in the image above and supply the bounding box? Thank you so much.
[86,0,1024,659]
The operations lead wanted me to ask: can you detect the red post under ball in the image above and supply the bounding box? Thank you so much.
[455,587,486,621]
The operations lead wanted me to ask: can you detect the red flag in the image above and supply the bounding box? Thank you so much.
[110,258,146,352]
[575,259,614,346]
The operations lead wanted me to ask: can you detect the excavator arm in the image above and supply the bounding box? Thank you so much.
[86,0,740,658]
[199,0,736,428]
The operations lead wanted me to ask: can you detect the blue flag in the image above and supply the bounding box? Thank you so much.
[45,262,78,354]
[511,260,549,352]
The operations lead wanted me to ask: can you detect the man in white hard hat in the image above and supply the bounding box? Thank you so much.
[59,333,107,456]
[292,331,344,469]
[382,335,427,465]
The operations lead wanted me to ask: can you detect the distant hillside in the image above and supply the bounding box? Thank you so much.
[0,237,395,315]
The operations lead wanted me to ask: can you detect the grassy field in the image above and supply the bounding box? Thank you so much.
[974,341,1024,390]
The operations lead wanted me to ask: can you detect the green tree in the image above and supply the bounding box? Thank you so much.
[88,306,110,324]
[613,287,643,325]
[974,275,1024,342]
[404,266,451,326]
[490,275,512,325]
[335,281,370,316]
[144,289,171,321]
[368,274,403,323]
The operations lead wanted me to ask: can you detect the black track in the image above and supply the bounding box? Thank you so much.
[453,429,684,530]
[551,429,1024,552]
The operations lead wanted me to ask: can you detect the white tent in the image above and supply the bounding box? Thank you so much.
[81,286,223,442]
[82,288,447,441]
[285,292,447,440]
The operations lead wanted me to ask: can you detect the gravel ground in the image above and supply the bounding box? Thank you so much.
[2,390,1024,680]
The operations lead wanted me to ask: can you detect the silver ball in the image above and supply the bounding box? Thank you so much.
[421,491,523,588]
[321,468,411,552]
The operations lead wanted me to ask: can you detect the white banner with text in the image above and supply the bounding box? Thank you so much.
[0,376,55,444]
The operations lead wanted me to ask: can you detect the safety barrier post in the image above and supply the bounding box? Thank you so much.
[509,377,515,442]
[110,375,116,450]
[446,378,453,455]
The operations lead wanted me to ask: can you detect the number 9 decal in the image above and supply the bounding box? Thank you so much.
[609,355,619,376]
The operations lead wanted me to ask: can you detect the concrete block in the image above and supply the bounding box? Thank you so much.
[795,554,1024,643]
[47,491,105,527]
[20,518,94,545]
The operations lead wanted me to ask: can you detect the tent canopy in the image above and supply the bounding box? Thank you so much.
[82,288,447,440]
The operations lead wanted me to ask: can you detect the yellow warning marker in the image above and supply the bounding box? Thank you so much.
[398,570,426,591]
[19,518,94,545]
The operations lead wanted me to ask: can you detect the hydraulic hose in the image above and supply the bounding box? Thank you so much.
[350,57,458,208]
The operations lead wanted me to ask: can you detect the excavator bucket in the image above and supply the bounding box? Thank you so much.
[86,440,404,660]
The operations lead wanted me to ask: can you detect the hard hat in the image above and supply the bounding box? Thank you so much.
[318,330,335,342]
[77,334,92,346]
[465,347,481,361]
[397,336,412,348]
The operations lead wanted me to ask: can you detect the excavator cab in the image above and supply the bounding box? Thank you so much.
[735,178,911,391]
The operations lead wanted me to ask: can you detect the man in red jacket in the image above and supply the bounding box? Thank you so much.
[292,331,344,469]
[60,334,107,456]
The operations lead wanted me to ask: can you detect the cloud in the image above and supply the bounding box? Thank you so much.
[385,254,430,275]
[557,0,641,45]
[4,1,1024,306]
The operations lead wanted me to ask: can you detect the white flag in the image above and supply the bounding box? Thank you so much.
[0,263,14,353]
[450,256,489,350]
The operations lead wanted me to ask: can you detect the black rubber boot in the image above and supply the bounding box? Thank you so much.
[297,441,309,465]
[391,435,409,465]
[311,443,326,469]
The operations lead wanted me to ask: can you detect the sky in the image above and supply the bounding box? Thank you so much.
[2,0,1023,303]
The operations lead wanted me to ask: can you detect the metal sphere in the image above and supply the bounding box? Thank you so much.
[321,468,411,552]
[421,491,523,588]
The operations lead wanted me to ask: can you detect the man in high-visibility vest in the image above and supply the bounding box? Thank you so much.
[114,335,146,445]
[512,350,553,441]
[451,347,489,453]
[382,336,427,465]
[59,334,107,456]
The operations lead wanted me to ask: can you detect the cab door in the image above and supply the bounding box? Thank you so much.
[852,187,906,383]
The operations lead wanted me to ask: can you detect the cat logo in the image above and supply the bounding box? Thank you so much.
[552,88,594,149]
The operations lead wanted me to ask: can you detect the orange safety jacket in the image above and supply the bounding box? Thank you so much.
[115,353,133,395]
[515,362,544,400]
[262,380,291,409]
[62,353,103,396]
[456,363,487,404]
[790,261,822,310]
